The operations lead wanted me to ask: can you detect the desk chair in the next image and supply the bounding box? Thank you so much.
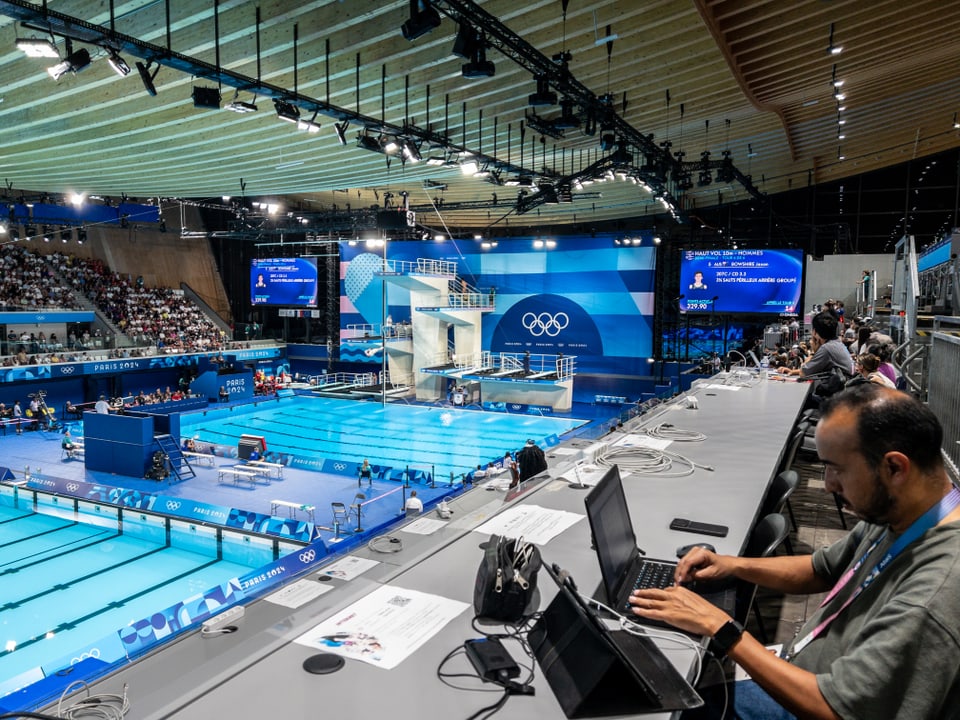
[738,513,791,644]
[759,470,799,554]
[782,422,847,530]
[331,502,349,534]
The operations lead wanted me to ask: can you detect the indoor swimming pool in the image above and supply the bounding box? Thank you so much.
[181,395,586,479]
[0,494,279,702]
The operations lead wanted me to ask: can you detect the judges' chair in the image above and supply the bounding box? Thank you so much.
[331,502,349,532]
[738,513,791,644]
[350,493,366,531]
[759,470,799,554]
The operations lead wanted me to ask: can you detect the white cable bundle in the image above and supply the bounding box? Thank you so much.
[596,444,713,477]
[644,423,707,443]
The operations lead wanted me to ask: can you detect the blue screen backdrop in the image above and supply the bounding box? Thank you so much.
[340,234,656,375]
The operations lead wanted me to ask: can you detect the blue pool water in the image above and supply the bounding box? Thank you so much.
[182,395,586,478]
[0,499,272,699]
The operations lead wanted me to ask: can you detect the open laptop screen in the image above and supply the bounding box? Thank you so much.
[584,464,638,602]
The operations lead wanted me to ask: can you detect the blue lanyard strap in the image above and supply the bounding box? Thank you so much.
[789,486,960,658]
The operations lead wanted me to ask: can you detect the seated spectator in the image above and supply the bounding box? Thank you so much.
[853,352,896,388]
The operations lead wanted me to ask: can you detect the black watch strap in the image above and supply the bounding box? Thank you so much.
[710,619,745,657]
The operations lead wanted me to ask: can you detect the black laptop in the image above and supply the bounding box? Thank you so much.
[584,464,735,617]
[529,562,703,716]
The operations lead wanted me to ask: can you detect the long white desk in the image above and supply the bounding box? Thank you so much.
[76,376,811,719]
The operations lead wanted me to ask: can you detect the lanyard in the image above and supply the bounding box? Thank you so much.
[790,487,960,658]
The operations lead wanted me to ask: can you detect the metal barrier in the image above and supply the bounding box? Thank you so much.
[928,327,960,476]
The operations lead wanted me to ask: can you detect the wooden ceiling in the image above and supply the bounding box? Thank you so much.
[1,0,958,231]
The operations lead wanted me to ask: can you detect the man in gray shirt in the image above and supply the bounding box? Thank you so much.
[778,311,854,381]
[628,384,960,719]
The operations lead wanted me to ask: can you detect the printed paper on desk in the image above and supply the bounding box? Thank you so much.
[401,516,447,535]
[704,383,741,391]
[266,578,333,609]
[295,584,470,669]
[473,504,583,546]
[320,555,380,581]
[612,434,673,451]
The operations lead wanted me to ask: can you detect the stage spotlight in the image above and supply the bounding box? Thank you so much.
[106,49,131,76]
[357,134,381,152]
[462,40,495,79]
[47,47,90,80]
[401,139,422,163]
[452,23,474,58]
[401,0,442,41]
[528,75,557,106]
[225,90,258,113]
[136,60,160,96]
[297,111,322,133]
[16,37,59,58]
[273,98,301,123]
[192,86,222,109]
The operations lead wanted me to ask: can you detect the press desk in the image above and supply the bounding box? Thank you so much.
[79,377,811,719]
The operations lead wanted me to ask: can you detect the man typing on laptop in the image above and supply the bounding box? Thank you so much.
[628,385,960,720]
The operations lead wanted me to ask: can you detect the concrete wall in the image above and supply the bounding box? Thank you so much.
[805,253,894,317]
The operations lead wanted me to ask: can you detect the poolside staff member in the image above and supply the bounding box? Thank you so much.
[359,458,373,486]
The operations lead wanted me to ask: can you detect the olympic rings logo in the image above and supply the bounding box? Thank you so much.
[299,550,316,563]
[60,366,75,374]
[333,462,347,471]
[166,501,181,511]
[522,311,569,337]
[66,483,80,492]
[72,648,101,664]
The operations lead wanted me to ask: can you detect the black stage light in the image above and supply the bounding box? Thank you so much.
[136,61,159,96]
[528,76,556,106]
[47,47,90,80]
[357,134,382,152]
[452,23,474,58]
[401,0,442,41]
[273,98,301,123]
[462,45,495,79]
[192,86,221,109]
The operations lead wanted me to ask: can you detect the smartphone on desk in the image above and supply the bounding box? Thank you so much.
[669,517,729,538]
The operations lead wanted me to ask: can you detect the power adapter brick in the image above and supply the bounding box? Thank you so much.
[464,637,520,682]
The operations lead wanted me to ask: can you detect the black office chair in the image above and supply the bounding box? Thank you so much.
[759,470,799,554]
[738,513,791,643]
[782,422,847,530]
[778,422,810,476]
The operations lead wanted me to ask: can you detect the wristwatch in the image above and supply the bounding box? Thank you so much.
[710,619,745,657]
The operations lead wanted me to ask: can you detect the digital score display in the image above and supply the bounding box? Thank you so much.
[679,248,803,314]
[250,257,319,306]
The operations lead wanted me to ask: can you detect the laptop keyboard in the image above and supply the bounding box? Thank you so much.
[625,559,676,609]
